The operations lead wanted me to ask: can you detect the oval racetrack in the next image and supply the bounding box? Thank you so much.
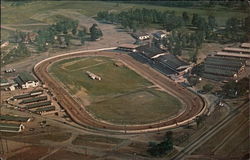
[34,50,206,134]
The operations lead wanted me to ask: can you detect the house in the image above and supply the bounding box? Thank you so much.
[153,31,167,40]
[117,44,139,52]
[14,72,39,89]
[132,32,150,40]
[0,123,25,133]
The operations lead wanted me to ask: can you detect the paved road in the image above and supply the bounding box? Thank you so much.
[172,100,249,160]
[34,49,205,134]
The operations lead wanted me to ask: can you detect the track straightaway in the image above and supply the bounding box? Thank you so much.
[34,50,206,134]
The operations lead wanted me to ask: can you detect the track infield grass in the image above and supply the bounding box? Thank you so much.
[49,56,183,124]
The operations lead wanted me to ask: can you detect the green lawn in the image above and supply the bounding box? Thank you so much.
[49,57,183,124]
[2,1,248,25]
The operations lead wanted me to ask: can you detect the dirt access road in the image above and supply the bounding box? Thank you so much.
[34,50,206,134]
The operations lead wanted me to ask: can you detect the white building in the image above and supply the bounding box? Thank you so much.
[14,72,39,89]
[132,32,150,40]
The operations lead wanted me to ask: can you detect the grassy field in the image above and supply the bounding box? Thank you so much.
[49,57,183,124]
[1,1,248,25]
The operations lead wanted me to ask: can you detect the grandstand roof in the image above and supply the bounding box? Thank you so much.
[156,54,189,71]
[137,44,166,58]
[118,44,139,49]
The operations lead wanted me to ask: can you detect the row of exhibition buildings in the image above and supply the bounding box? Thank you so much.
[202,43,250,82]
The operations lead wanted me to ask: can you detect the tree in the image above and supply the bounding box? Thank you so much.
[182,11,189,25]
[203,84,213,93]
[195,115,206,128]
[147,132,174,157]
[77,30,85,45]
[192,13,199,26]
[89,24,103,41]
[208,15,217,31]
[222,77,249,98]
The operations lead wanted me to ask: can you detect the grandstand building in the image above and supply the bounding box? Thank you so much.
[202,56,246,81]
[135,44,191,77]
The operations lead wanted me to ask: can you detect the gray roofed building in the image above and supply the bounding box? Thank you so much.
[155,54,190,73]
[14,72,39,89]
[0,115,31,122]
[202,56,246,81]
[137,44,166,59]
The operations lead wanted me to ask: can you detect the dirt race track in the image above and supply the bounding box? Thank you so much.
[34,50,206,134]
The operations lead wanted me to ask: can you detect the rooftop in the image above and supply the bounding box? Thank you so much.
[216,51,250,59]
[118,44,139,49]
[14,72,37,85]
[137,44,166,58]
[223,47,250,54]
[156,54,189,71]
[204,56,245,67]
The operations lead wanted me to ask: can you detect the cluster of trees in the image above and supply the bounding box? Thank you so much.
[3,42,30,64]
[163,30,204,57]
[97,8,185,32]
[35,19,80,51]
[202,84,214,93]
[34,19,104,51]
[89,24,103,41]
[222,16,249,42]
[222,77,249,98]
[147,131,174,157]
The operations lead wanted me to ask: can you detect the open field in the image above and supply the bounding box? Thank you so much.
[72,134,124,146]
[192,102,249,158]
[7,146,50,160]
[49,56,182,124]
[44,149,97,160]
[1,1,248,25]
